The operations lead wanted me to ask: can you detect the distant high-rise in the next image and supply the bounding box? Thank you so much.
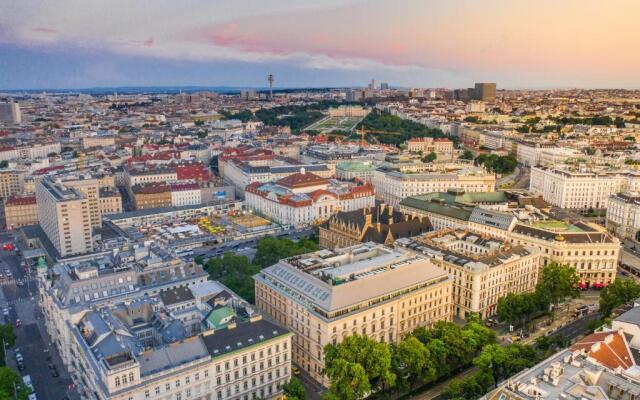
[473,83,497,102]
[380,82,389,90]
[267,73,274,99]
[0,101,21,125]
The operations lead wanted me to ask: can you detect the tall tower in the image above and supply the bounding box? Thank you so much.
[267,73,274,100]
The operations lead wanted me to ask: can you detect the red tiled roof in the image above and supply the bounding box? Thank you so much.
[276,172,328,189]
[570,330,634,370]
[5,195,36,206]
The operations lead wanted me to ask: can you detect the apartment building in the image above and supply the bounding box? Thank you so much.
[170,182,202,207]
[606,192,640,240]
[399,191,620,288]
[0,169,26,199]
[224,158,334,197]
[35,178,93,257]
[98,188,123,216]
[38,247,292,400]
[319,204,432,249]
[372,165,495,206]
[397,230,540,319]
[82,135,116,149]
[254,243,453,383]
[133,184,173,210]
[244,170,375,227]
[530,166,640,209]
[4,195,38,229]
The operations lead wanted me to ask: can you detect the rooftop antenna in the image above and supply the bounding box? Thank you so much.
[267,73,274,100]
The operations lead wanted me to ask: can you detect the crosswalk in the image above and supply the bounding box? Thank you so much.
[0,278,37,287]
[1,297,35,307]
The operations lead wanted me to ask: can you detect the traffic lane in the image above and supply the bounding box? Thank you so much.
[549,313,601,341]
[16,323,74,400]
[295,367,324,400]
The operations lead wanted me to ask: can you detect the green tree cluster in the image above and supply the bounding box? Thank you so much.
[0,367,29,400]
[497,263,580,328]
[322,320,496,399]
[599,278,640,316]
[253,236,319,268]
[220,109,255,123]
[421,151,437,163]
[282,377,306,400]
[444,344,538,399]
[459,149,475,160]
[474,154,518,174]
[550,115,615,126]
[357,110,451,146]
[200,236,319,303]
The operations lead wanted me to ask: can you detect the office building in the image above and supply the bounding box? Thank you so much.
[254,243,453,383]
[473,83,496,102]
[36,178,93,257]
[0,101,21,125]
[335,161,376,182]
[530,166,640,209]
[397,230,540,319]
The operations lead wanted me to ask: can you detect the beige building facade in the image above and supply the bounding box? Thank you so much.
[254,243,452,383]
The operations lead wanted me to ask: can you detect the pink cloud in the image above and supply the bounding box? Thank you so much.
[31,27,57,33]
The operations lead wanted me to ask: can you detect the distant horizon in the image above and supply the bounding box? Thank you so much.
[3,84,640,95]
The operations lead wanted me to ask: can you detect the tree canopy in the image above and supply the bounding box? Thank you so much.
[599,278,640,317]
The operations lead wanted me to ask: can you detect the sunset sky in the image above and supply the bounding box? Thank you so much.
[1,0,638,90]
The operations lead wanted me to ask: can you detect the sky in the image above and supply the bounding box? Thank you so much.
[0,0,639,90]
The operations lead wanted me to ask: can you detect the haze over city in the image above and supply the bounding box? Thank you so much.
[2,0,640,89]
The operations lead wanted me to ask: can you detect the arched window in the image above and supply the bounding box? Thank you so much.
[129,372,134,382]
[122,374,127,384]
[115,377,121,387]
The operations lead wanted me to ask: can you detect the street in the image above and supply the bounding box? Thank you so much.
[0,231,78,400]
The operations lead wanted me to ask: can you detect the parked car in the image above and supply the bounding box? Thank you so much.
[2,243,15,251]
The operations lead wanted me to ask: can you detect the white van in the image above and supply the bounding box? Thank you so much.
[22,374,34,393]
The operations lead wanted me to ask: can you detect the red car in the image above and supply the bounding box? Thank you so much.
[1,243,14,251]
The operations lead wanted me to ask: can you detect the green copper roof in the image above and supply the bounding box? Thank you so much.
[336,161,376,172]
[411,189,508,206]
[206,306,235,331]
[400,196,473,221]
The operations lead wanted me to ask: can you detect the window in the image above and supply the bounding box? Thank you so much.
[115,377,121,387]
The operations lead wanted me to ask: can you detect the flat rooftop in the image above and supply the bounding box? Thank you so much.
[257,243,449,316]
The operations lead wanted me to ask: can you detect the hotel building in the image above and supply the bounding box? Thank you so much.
[254,243,452,383]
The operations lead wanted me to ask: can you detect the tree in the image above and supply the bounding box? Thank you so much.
[0,325,15,348]
[536,263,580,319]
[392,337,435,391]
[282,378,306,400]
[599,278,640,316]
[459,149,474,160]
[443,370,494,400]
[0,161,7,169]
[422,151,437,163]
[474,344,537,384]
[323,359,371,400]
[324,335,395,392]
[253,237,319,268]
[0,367,29,400]
[205,253,260,302]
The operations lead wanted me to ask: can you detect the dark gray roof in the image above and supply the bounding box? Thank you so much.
[159,286,195,306]
[201,319,289,358]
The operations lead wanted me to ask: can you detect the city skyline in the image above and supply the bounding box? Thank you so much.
[2,0,640,90]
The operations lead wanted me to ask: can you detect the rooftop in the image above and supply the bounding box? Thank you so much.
[257,243,449,317]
